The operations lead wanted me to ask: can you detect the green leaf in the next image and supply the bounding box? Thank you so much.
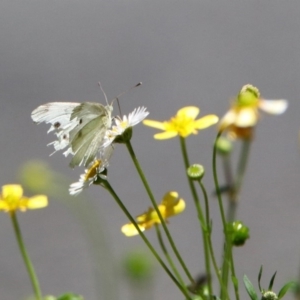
[268,271,277,291]
[258,265,263,292]
[278,281,297,299]
[244,275,259,300]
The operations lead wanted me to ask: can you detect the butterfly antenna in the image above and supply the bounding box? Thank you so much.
[115,82,142,101]
[98,81,109,106]
[114,82,142,116]
[116,98,122,117]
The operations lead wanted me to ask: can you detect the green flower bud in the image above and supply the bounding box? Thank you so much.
[237,84,260,107]
[122,250,154,281]
[230,220,250,246]
[215,137,233,155]
[113,127,133,144]
[187,164,205,180]
[262,291,278,300]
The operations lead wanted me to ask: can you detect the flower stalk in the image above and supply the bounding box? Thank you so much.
[11,212,42,300]
[102,180,192,299]
[180,137,213,298]
[125,140,194,283]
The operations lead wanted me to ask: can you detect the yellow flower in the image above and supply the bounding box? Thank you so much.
[121,191,186,236]
[143,106,219,139]
[219,84,288,139]
[0,184,48,213]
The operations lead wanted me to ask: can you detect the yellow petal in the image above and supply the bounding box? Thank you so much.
[172,199,186,215]
[2,184,23,200]
[154,131,178,139]
[194,115,219,129]
[177,106,199,119]
[0,200,9,211]
[160,191,186,218]
[164,199,186,218]
[259,99,288,115]
[235,108,258,127]
[161,191,179,207]
[143,120,166,130]
[121,223,146,237]
[27,195,48,209]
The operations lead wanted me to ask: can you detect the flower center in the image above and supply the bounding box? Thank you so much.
[84,160,101,181]
[168,116,195,135]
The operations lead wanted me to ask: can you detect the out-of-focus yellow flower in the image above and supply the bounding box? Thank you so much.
[219,84,288,139]
[121,191,186,236]
[0,184,48,213]
[143,106,219,139]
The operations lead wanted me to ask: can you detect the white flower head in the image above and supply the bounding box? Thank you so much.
[103,107,149,146]
[69,145,114,196]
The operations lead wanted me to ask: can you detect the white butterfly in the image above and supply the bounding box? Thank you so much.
[31,82,142,168]
[31,101,113,168]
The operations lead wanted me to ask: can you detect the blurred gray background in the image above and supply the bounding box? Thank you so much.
[1,1,300,299]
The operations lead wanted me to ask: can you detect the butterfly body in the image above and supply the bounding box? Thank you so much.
[31,101,113,168]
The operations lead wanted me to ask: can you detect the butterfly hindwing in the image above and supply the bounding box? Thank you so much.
[69,115,110,167]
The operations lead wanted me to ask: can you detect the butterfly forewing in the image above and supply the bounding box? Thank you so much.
[31,102,80,132]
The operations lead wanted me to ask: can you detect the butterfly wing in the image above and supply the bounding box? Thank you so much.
[31,102,80,152]
[68,102,113,167]
[31,101,113,168]
[31,102,80,132]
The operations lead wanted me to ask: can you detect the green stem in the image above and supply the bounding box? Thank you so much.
[125,140,194,284]
[206,231,230,300]
[229,249,240,300]
[220,153,235,296]
[10,212,42,300]
[155,225,187,287]
[198,181,214,298]
[179,137,212,298]
[212,131,231,300]
[221,139,252,298]
[233,139,252,203]
[222,154,235,221]
[103,180,192,299]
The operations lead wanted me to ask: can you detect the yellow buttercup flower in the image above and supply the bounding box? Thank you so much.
[143,106,219,139]
[0,184,48,213]
[121,191,186,236]
[219,84,288,139]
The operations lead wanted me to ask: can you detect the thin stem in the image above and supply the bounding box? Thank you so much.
[198,181,214,298]
[212,131,228,230]
[199,181,210,229]
[103,180,192,299]
[10,212,42,300]
[125,140,194,283]
[233,139,252,203]
[229,250,240,300]
[179,137,212,298]
[221,139,252,298]
[206,232,230,300]
[212,131,232,300]
[220,153,235,295]
[222,154,236,222]
[155,225,186,287]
